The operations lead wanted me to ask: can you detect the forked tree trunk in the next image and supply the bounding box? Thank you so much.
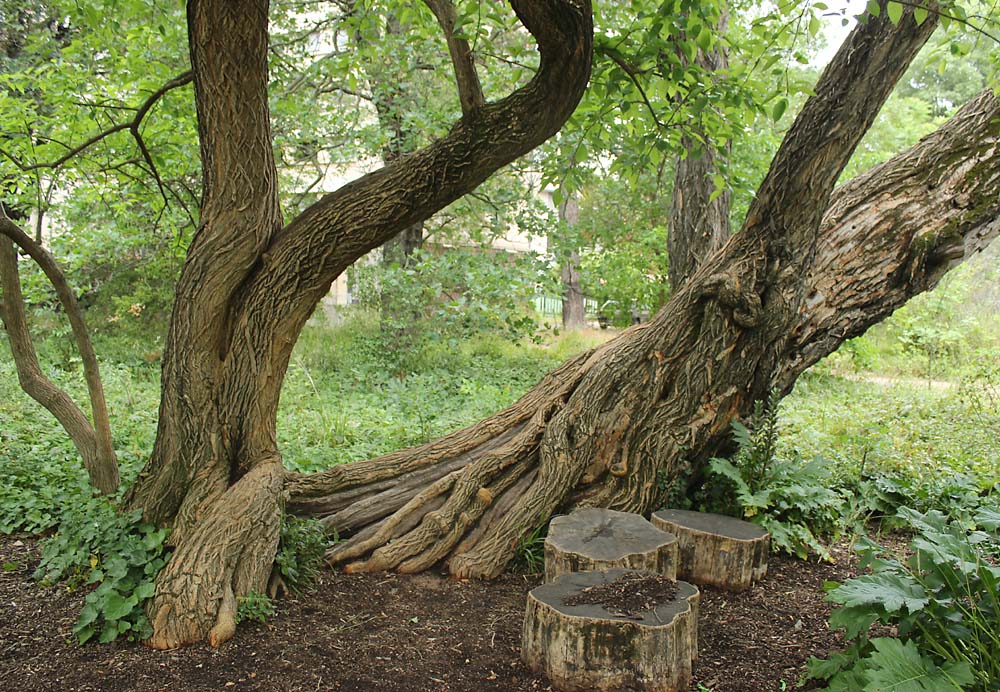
[122,0,593,649]
[290,7,989,580]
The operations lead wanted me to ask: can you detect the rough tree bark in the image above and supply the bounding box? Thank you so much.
[118,0,593,649]
[290,6,980,582]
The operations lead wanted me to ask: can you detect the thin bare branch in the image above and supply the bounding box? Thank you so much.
[423,0,485,114]
[0,212,119,495]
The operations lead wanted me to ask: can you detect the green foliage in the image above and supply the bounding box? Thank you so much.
[274,516,328,594]
[779,369,999,505]
[33,499,169,644]
[703,392,844,560]
[350,246,544,374]
[514,523,548,575]
[574,172,670,322]
[808,508,1000,690]
[278,317,604,473]
[236,591,275,624]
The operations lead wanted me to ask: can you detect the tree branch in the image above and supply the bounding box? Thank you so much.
[776,87,1000,390]
[0,71,193,173]
[423,0,485,114]
[0,214,119,495]
[740,2,938,246]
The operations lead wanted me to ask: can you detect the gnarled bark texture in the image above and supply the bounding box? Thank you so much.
[123,0,594,649]
[290,7,1000,583]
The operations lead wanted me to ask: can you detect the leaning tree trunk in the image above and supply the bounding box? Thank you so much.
[288,5,967,580]
[123,0,593,649]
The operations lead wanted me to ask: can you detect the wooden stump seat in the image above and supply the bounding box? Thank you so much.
[544,507,678,582]
[650,509,769,591]
[522,569,699,692]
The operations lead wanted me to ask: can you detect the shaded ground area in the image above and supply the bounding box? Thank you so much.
[0,535,861,691]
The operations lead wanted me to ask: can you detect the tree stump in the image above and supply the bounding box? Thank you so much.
[650,509,769,591]
[522,569,699,692]
[544,507,678,582]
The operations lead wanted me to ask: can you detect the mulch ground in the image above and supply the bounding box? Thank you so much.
[0,534,864,691]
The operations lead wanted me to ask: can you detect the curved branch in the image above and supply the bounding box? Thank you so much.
[423,0,485,114]
[0,215,118,495]
[0,71,193,173]
[213,0,593,463]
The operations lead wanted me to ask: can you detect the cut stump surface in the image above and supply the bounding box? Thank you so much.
[650,509,769,591]
[544,507,678,582]
[522,569,699,692]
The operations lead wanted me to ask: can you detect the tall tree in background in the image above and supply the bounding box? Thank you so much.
[558,188,587,330]
[667,8,732,291]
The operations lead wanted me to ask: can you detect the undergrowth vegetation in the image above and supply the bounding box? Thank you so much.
[807,508,1000,691]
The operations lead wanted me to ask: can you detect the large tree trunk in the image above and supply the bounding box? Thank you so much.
[288,6,972,581]
[123,0,593,649]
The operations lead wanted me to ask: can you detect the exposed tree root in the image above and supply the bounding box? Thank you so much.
[146,462,284,650]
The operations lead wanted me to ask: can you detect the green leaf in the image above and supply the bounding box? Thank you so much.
[134,582,156,600]
[695,26,712,53]
[77,603,100,628]
[75,625,95,645]
[866,0,881,17]
[886,1,903,24]
[102,592,138,621]
[771,98,788,123]
[98,621,119,644]
[829,604,880,639]
[828,573,928,614]
[863,638,973,691]
[913,6,928,25]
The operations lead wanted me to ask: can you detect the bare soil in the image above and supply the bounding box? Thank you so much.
[0,534,862,691]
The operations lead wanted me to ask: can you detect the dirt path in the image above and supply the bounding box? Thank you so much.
[0,535,861,691]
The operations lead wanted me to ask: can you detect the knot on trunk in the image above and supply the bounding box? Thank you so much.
[700,271,762,328]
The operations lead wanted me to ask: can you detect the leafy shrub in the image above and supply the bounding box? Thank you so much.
[274,516,328,594]
[236,591,275,624]
[33,498,169,644]
[702,393,844,560]
[808,508,1000,690]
